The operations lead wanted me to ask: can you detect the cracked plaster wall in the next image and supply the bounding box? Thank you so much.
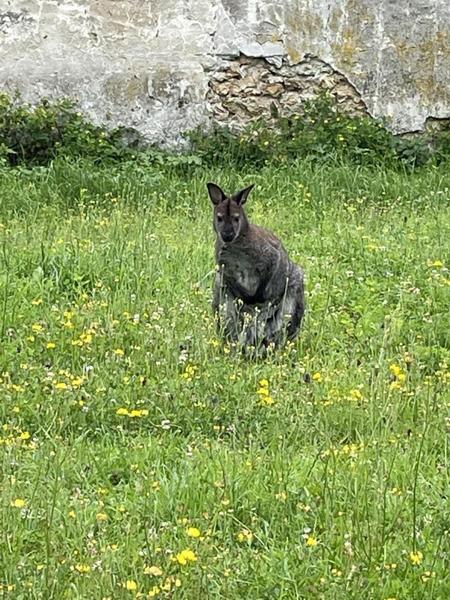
[1,0,449,142]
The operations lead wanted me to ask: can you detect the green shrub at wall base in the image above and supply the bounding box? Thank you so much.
[1,92,450,170]
[0,94,131,166]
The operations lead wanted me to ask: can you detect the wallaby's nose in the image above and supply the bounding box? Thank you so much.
[221,232,235,243]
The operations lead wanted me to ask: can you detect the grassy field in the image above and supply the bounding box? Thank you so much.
[0,159,449,599]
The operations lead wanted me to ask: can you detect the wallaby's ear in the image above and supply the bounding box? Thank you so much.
[234,184,254,205]
[207,182,226,205]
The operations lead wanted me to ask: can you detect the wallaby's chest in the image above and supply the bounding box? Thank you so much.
[233,266,262,296]
[218,248,267,303]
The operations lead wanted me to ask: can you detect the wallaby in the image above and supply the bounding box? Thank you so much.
[207,182,305,350]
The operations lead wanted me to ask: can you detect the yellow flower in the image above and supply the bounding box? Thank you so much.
[182,364,198,381]
[81,331,93,344]
[186,527,201,538]
[237,529,253,543]
[19,431,31,440]
[148,586,161,597]
[125,580,137,591]
[176,549,197,565]
[11,498,26,508]
[306,536,318,547]
[31,323,43,333]
[349,389,363,401]
[390,381,404,391]
[96,512,108,521]
[312,372,322,382]
[114,348,125,356]
[144,566,163,577]
[46,342,56,349]
[409,550,423,565]
[257,378,275,405]
[68,510,76,519]
[54,382,68,391]
[389,363,403,378]
[116,407,129,416]
[428,259,443,268]
[389,363,407,389]
[260,395,275,406]
[74,563,91,573]
[129,409,148,418]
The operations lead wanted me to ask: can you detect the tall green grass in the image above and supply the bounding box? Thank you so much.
[0,159,449,599]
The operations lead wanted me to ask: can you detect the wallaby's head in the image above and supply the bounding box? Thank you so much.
[207,182,254,244]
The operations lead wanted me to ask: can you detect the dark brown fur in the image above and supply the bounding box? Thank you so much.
[207,182,305,349]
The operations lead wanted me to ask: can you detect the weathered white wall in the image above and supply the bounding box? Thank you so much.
[1,1,449,142]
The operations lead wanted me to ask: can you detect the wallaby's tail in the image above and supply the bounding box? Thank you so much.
[286,265,305,341]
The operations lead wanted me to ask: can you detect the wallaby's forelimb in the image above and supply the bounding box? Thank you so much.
[213,270,240,342]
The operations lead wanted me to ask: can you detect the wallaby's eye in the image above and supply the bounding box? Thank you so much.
[233,217,239,223]
[217,215,223,223]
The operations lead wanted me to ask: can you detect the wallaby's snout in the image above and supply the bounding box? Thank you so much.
[220,229,236,244]
[215,203,241,244]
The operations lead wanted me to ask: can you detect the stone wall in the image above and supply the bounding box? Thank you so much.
[208,56,368,126]
[1,1,449,143]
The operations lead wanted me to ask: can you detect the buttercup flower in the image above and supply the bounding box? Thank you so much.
[237,529,253,543]
[54,382,68,391]
[256,378,275,405]
[306,536,318,547]
[74,564,91,573]
[186,527,201,538]
[11,498,26,508]
[409,550,423,565]
[176,549,197,565]
[125,579,137,591]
